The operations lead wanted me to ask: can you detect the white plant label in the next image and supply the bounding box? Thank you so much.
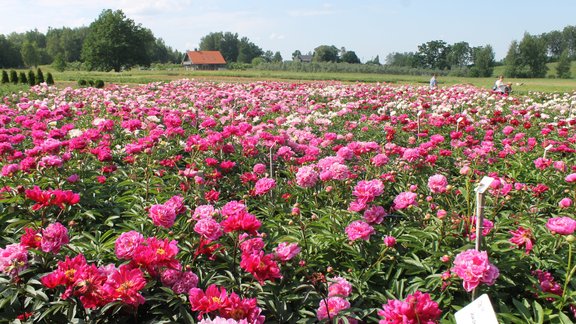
[455,294,498,324]
[475,177,494,194]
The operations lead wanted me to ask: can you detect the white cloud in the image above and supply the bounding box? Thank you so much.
[269,33,285,40]
[288,3,335,17]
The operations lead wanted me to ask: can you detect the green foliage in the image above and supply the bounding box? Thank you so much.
[9,70,17,84]
[82,9,155,72]
[313,45,339,63]
[417,40,450,70]
[341,51,361,64]
[27,70,35,86]
[77,79,87,87]
[36,68,44,84]
[200,32,263,64]
[46,72,54,85]
[0,35,23,68]
[18,71,27,84]
[556,49,572,79]
[0,70,8,84]
[518,33,549,77]
[51,54,67,72]
[472,45,495,77]
[94,79,104,88]
[20,41,40,68]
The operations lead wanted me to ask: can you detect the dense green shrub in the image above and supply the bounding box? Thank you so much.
[19,72,27,84]
[94,79,105,88]
[77,79,87,87]
[46,72,54,85]
[1,70,8,84]
[27,70,35,86]
[9,70,18,84]
[36,68,44,84]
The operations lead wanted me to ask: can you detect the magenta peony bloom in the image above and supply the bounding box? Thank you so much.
[253,163,267,175]
[149,204,177,228]
[509,226,534,254]
[41,222,69,254]
[274,242,301,262]
[559,198,573,208]
[565,173,576,183]
[427,174,448,193]
[345,220,375,241]
[383,236,397,248]
[378,291,442,324]
[353,179,384,204]
[546,217,576,235]
[393,192,418,210]
[363,205,387,224]
[254,177,276,196]
[316,296,350,320]
[451,249,499,292]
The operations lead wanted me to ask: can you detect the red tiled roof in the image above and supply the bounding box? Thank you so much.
[185,51,227,65]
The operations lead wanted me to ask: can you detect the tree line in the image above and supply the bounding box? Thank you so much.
[0,8,573,78]
[0,10,182,72]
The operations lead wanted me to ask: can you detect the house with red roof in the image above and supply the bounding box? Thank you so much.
[182,50,227,70]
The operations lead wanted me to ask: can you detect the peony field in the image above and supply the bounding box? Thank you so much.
[0,79,575,323]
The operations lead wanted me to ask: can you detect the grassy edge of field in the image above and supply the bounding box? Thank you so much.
[2,63,576,96]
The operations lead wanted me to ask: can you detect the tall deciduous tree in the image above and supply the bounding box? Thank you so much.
[518,33,548,77]
[471,45,495,77]
[447,42,471,68]
[82,9,154,72]
[556,49,572,79]
[341,50,361,64]
[20,41,40,68]
[313,45,339,62]
[0,35,23,68]
[417,40,450,70]
[504,40,521,77]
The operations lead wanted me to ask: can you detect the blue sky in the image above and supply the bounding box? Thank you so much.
[1,0,576,62]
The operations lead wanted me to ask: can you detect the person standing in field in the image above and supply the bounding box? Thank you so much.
[493,75,504,91]
[429,74,438,90]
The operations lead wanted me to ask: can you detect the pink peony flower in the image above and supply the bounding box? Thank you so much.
[345,220,375,241]
[115,231,144,260]
[316,296,350,320]
[295,165,319,188]
[0,243,28,276]
[254,177,276,196]
[509,226,534,254]
[378,291,441,324]
[383,236,397,248]
[41,222,69,254]
[427,174,448,193]
[253,163,267,175]
[451,249,499,291]
[565,173,576,183]
[149,204,177,228]
[353,179,384,204]
[194,218,223,241]
[559,198,573,208]
[328,276,352,297]
[393,192,418,210]
[546,217,576,235]
[363,205,387,224]
[274,242,301,262]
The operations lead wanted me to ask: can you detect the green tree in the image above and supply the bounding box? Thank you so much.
[1,70,8,83]
[52,54,67,72]
[417,40,450,69]
[518,33,548,77]
[272,51,283,63]
[36,68,44,84]
[313,45,339,62]
[237,37,263,63]
[46,72,55,85]
[9,70,18,84]
[556,49,572,78]
[21,41,40,68]
[563,26,576,59]
[27,70,35,86]
[366,55,381,65]
[471,45,495,77]
[0,35,23,68]
[504,40,521,77]
[82,9,154,72]
[385,52,419,67]
[291,50,302,61]
[341,50,361,64]
[19,71,27,84]
[541,30,565,60]
[447,42,471,68]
